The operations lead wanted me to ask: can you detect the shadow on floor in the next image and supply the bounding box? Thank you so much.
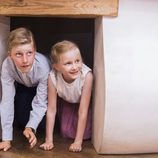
[0,128,158,158]
[0,128,97,158]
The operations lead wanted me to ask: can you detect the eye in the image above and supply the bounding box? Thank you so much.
[75,59,80,63]
[16,52,22,57]
[65,62,71,65]
[27,51,33,56]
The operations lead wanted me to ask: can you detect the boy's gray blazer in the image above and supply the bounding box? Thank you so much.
[0,52,51,141]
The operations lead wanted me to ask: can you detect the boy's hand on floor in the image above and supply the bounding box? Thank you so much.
[23,127,37,148]
[0,140,11,151]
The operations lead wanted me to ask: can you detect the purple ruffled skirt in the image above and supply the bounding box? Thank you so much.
[57,96,92,140]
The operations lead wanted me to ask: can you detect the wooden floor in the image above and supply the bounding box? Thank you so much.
[0,128,158,158]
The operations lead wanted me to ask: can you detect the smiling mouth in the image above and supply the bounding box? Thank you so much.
[21,65,30,68]
[70,71,79,75]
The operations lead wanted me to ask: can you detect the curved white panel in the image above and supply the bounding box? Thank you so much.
[0,16,10,100]
[0,16,10,138]
[93,0,158,154]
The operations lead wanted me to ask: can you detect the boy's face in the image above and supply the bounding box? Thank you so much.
[54,49,82,83]
[9,43,36,73]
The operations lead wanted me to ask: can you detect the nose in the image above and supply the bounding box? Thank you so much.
[22,54,28,63]
[72,63,77,69]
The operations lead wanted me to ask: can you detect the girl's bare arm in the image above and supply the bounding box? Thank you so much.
[69,71,93,152]
[40,76,57,150]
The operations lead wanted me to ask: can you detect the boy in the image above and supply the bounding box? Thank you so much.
[0,27,50,151]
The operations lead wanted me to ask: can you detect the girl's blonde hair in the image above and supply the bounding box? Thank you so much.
[50,40,81,63]
[8,27,36,52]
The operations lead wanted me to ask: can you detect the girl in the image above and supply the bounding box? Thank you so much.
[40,40,93,152]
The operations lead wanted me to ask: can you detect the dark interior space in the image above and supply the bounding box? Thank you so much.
[10,16,95,137]
[10,17,94,69]
[8,17,95,156]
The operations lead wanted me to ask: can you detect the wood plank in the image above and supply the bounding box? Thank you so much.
[0,0,118,17]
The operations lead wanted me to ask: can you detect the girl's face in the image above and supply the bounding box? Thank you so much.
[54,49,83,83]
[9,43,36,73]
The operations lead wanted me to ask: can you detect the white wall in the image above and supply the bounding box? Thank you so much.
[100,0,158,154]
[0,17,10,99]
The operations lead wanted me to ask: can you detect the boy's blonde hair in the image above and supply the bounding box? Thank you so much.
[8,27,36,52]
[50,40,81,63]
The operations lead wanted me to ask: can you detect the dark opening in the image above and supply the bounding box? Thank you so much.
[10,17,94,134]
[10,17,94,69]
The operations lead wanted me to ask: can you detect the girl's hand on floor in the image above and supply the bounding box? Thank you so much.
[40,142,54,151]
[0,140,11,151]
[69,141,82,152]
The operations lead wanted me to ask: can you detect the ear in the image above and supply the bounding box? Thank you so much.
[53,63,60,71]
[8,51,11,56]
